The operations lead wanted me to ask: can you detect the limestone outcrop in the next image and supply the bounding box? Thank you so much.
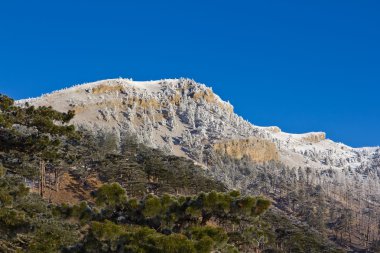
[213,138,279,162]
[301,132,326,143]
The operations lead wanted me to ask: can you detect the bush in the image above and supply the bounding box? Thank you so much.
[94,183,127,208]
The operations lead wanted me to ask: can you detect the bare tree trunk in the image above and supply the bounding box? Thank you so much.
[39,160,46,197]
[366,214,371,248]
[54,167,60,192]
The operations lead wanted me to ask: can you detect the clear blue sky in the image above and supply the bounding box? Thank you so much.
[0,1,379,147]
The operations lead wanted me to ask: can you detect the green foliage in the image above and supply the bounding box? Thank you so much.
[71,201,93,223]
[0,189,13,207]
[95,182,127,208]
[252,197,271,216]
[0,177,29,208]
[0,94,80,191]
[188,226,229,250]
[64,189,271,252]
[86,134,226,198]
[0,164,5,177]
[0,208,26,227]
[229,190,241,198]
[75,221,237,253]
[261,210,344,253]
[91,220,126,242]
[79,221,198,253]
[142,194,163,218]
[0,94,14,111]
[28,221,78,253]
[0,177,79,253]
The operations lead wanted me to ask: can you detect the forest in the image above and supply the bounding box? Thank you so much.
[0,94,348,252]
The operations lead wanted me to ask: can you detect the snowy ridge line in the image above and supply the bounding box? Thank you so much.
[16,77,232,109]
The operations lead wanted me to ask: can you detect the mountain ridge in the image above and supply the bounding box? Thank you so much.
[16,78,379,169]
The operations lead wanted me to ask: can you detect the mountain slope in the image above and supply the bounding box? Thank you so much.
[17,78,380,250]
[1,95,344,253]
[18,78,379,174]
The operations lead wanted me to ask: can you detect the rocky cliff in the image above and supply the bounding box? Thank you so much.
[18,78,379,176]
[213,138,279,162]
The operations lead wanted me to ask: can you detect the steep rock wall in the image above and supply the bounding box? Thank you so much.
[213,138,279,162]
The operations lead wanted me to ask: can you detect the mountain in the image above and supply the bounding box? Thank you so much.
[17,78,380,251]
[1,92,341,253]
[18,78,379,177]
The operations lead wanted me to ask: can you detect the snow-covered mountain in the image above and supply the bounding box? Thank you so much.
[16,78,380,250]
[17,78,379,179]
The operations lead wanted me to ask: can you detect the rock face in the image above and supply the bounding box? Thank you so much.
[213,138,279,162]
[17,78,380,191]
[18,78,258,159]
[300,132,326,143]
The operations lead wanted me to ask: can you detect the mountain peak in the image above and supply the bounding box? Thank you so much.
[19,78,232,110]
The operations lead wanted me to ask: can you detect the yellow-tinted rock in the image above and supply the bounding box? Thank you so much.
[213,137,279,162]
[265,126,282,133]
[191,89,233,114]
[301,132,326,143]
[92,84,124,94]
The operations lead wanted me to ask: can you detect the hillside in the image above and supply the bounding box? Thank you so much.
[0,94,344,253]
[13,78,380,251]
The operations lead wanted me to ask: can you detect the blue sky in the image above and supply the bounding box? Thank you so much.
[0,1,379,147]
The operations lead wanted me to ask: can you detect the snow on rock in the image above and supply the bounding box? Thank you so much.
[17,78,379,183]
